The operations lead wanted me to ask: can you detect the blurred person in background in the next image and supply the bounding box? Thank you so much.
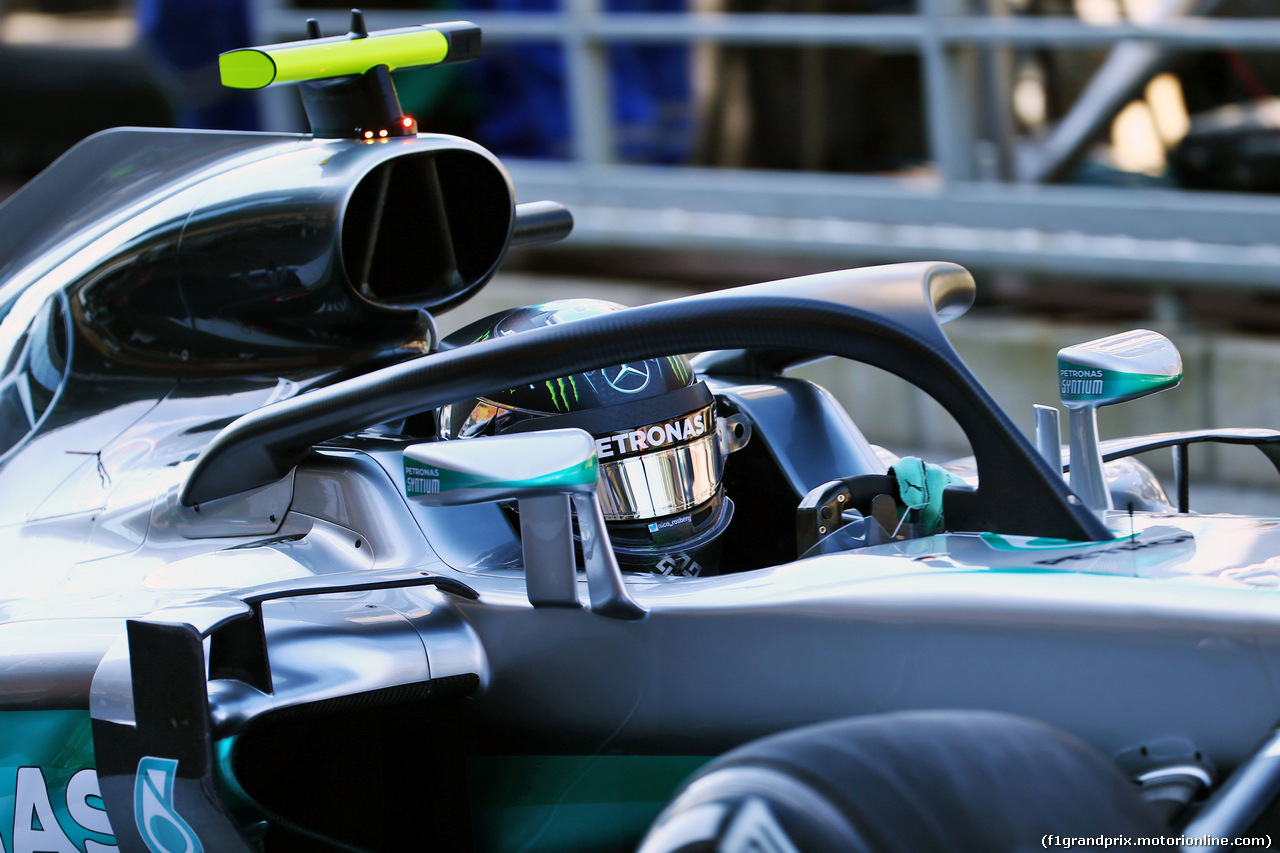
[136,0,259,130]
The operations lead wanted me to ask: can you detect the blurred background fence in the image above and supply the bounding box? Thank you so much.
[6,0,1280,293]
[246,0,1280,296]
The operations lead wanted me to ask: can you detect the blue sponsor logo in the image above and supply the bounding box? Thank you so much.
[134,757,202,853]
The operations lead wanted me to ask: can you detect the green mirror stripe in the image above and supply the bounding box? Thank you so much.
[405,456,598,498]
[1057,361,1182,403]
[220,29,450,89]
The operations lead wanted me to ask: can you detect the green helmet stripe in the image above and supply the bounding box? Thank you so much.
[667,355,690,384]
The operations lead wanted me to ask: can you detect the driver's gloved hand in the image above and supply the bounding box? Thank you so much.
[890,456,962,533]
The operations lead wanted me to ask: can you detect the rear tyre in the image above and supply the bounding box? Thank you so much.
[638,710,1164,852]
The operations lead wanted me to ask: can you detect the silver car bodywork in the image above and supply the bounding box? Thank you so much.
[2,125,1280,853]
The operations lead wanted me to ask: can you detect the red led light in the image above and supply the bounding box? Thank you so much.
[401,116,413,128]
[363,130,373,139]
[378,129,388,138]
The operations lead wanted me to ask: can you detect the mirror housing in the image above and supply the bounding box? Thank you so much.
[1058,330,1183,512]
[404,428,598,505]
[404,430,644,619]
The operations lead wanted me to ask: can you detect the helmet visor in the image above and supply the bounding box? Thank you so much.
[597,431,724,521]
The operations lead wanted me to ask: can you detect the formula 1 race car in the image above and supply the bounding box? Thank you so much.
[5,12,1280,853]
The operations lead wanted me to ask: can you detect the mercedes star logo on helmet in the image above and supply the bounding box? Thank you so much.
[605,362,651,394]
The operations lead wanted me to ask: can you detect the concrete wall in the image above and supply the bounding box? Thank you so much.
[450,272,1280,489]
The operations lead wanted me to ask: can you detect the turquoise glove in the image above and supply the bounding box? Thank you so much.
[891,456,962,533]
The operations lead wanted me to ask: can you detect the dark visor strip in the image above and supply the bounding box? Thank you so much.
[504,381,715,438]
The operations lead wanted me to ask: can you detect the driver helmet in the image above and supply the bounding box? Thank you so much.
[436,298,745,577]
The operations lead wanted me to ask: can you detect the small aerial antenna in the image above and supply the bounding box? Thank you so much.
[349,8,369,38]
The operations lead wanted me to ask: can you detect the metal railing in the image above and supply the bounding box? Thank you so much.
[261,1,1280,289]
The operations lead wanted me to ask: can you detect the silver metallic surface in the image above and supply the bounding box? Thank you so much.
[201,582,488,728]
[87,631,136,728]
[22,383,1280,846]
[1101,456,1174,513]
[573,492,646,619]
[88,599,257,726]
[1137,765,1214,787]
[520,494,581,609]
[291,449,443,570]
[400,590,491,686]
[1068,406,1112,512]
[170,473,294,539]
[1034,404,1061,473]
[0,620,122,711]
[718,413,753,455]
[208,596,433,732]
[598,433,723,520]
[90,579,488,732]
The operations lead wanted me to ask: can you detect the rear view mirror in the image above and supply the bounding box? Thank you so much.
[1058,329,1182,512]
[404,428,598,505]
[1058,329,1183,410]
[403,429,643,619]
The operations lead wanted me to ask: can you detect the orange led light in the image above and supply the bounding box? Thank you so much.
[363,130,373,139]
[378,129,388,138]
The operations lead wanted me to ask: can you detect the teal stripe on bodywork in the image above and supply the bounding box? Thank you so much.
[468,754,712,852]
[979,532,1114,552]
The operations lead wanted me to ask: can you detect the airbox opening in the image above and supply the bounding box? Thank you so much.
[342,149,512,312]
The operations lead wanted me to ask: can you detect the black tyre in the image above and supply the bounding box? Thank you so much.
[638,710,1164,853]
